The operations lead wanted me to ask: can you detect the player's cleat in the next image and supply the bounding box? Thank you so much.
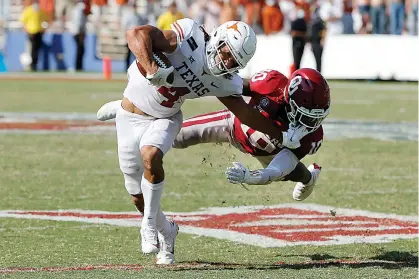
[96,100,121,121]
[156,221,179,265]
[293,163,322,201]
[140,226,160,254]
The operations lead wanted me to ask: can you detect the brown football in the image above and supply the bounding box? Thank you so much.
[136,51,174,84]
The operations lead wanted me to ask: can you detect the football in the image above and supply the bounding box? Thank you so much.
[136,51,174,84]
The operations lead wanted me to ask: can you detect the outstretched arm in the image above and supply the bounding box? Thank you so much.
[226,149,300,185]
[217,96,284,141]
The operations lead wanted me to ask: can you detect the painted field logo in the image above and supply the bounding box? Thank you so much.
[1,203,417,247]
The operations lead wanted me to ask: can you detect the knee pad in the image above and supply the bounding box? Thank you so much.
[123,172,143,195]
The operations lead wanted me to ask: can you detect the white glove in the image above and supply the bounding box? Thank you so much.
[225,162,250,184]
[281,125,309,149]
[146,66,174,87]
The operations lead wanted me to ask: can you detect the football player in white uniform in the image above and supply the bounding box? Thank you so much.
[101,18,308,264]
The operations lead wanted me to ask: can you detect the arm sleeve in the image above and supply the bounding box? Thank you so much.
[245,149,299,185]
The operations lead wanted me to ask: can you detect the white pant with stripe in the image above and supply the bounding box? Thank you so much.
[173,109,279,168]
[173,109,239,149]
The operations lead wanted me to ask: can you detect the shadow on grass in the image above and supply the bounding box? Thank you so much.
[171,251,418,271]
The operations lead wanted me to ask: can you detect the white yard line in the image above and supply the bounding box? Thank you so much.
[0,112,417,141]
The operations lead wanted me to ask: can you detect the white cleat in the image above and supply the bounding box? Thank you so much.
[293,163,322,201]
[140,225,160,254]
[96,100,121,121]
[156,221,179,265]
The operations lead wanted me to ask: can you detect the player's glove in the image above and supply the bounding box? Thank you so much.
[146,66,174,88]
[225,162,250,184]
[280,125,309,149]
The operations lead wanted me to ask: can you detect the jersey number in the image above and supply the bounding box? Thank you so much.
[158,87,190,108]
[250,69,274,82]
[308,140,322,155]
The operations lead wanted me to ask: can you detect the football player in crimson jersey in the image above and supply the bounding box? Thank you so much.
[173,68,330,200]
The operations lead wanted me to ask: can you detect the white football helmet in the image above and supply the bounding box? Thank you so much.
[206,21,257,76]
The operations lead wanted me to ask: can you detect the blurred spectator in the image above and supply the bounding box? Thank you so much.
[120,1,146,70]
[0,0,10,23]
[389,0,406,34]
[294,0,311,23]
[39,0,55,22]
[290,3,308,70]
[243,0,263,32]
[20,0,49,71]
[357,0,371,33]
[92,0,107,21]
[309,5,326,72]
[220,0,238,23]
[69,0,88,71]
[319,0,344,35]
[261,0,284,35]
[173,0,189,17]
[204,0,223,31]
[55,0,73,29]
[370,0,386,34]
[188,0,206,25]
[156,1,184,30]
[280,0,297,34]
[406,0,418,34]
[343,0,355,33]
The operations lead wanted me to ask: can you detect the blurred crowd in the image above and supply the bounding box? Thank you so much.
[119,0,419,35]
[7,0,418,35]
[1,0,417,72]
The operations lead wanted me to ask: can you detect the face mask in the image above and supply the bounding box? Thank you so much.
[297,9,305,19]
[32,3,40,11]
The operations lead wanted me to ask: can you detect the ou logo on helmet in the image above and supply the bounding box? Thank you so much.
[288,76,303,96]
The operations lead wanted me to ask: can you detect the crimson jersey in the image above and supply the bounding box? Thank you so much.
[233,70,324,160]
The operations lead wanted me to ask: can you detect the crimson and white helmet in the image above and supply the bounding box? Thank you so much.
[206,21,257,76]
[285,68,331,132]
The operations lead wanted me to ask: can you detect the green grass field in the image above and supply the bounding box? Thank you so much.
[0,79,417,278]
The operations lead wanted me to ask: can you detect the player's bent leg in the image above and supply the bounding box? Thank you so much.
[173,110,232,149]
[97,100,122,121]
[141,145,165,183]
[139,111,183,262]
[116,106,161,254]
[291,163,322,201]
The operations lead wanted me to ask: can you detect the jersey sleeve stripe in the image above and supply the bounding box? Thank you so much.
[172,21,184,41]
[182,114,231,128]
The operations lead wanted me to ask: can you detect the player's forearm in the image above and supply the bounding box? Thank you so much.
[243,168,282,185]
[236,108,283,141]
[126,26,156,74]
[245,148,300,185]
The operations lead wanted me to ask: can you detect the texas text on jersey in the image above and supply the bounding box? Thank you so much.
[232,70,324,159]
[124,18,243,118]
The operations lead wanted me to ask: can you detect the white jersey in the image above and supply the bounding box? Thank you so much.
[123,18,243,118]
